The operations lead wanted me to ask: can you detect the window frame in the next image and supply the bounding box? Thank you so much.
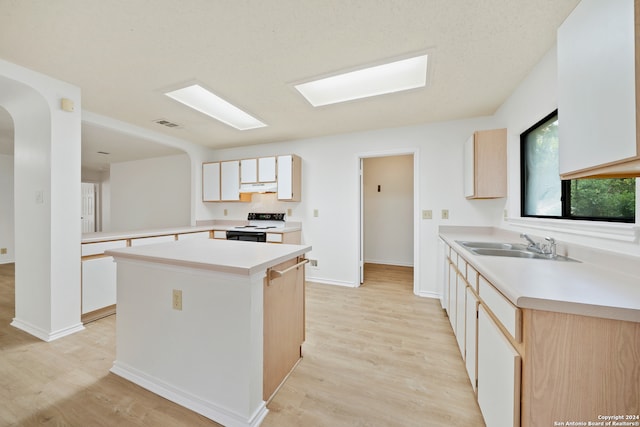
[520,110,635,224]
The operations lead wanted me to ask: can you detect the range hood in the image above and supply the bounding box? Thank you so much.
[239,182,278,193]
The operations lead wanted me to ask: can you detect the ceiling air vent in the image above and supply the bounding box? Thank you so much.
[153,118,182,128]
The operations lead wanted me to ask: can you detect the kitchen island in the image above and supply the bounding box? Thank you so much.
[106,239,311,427]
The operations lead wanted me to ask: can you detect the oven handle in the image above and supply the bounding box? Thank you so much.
[267,258,309,285]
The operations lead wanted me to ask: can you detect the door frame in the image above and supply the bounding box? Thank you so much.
[357,148,420,294]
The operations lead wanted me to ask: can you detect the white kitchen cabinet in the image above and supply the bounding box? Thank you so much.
[202,162,221,202]
[240,157,277,183]
[221,160,242,201]
[437,238,448,310]
[177,231,210,240]
[455,270,466,357]
[465,287,478,392]
[558,0,640,179]
[277,154,302,201]
[477,305,521,427]
[258,156,277,182]
[464,128,507,199]
[240,159,257,183]
[447,263,457,330]
[82,256,117,314]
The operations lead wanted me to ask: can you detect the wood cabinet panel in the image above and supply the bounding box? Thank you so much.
[263,257,305,401]
[521,309,640,426]
[465,287,478,392]
[464,129,507,199]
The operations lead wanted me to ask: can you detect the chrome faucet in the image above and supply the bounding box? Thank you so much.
[520,233,557,258]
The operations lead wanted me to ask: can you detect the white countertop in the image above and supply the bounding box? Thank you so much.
[440,227,640,323]
[106,238,312,276]
[82,223,302,244]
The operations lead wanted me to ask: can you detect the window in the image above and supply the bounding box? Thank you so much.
[521,110,636,223]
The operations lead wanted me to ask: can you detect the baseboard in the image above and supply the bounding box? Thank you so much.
[363,259,414,267]
[416,290,440,300]
[304,276,358,288]
[0,259,15,264]
[11,318,85,342]
[111,361,268,427]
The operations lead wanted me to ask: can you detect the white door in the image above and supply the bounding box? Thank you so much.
[81,182,96,233]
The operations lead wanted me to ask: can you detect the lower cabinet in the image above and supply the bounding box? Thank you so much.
[477,305,521,427]
[455,271,466,356]
[465,287,478,392]
[81,256,117,321]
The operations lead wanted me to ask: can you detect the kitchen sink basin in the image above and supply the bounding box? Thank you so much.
[456,241,528,250]
[455,241,579,262]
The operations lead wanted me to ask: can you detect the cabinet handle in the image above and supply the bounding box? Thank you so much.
[267,258,308,285]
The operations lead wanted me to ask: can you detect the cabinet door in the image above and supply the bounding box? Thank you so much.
[464,129,507,199]
[465,287,478,392]
[437,239,448,310]
[277,155,301,201]
[221,160,241,201]
[558,0,638,178]
[258,157,277,182]
[477,305,521,427]
[455,274,466,357]
[202,162,220,202]
[463,135,475,198]
[240,159,258,183]
[447,263,457,330]
[82,256,117,314]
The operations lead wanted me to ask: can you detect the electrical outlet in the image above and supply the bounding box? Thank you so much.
[223,209,228,216]
[309,259,318,267]
[287,208,292,216]
[504,209,508,219]
[441,209,449,220]
[313,209,319,217]
[172,289,182,311]
[422,210,432,220]
[0,248,7,255]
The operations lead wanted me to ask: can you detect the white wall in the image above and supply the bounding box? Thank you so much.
[363,155,413,266]
[196,116,503,295]
[0,58,83,341]
[192,43,640,295]
[0,153,14,263]
[495,45,640,257]
[110,154,191,231]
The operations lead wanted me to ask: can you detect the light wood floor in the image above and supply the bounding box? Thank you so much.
[0,263,484,426]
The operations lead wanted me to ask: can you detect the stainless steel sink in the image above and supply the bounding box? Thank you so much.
[456,241,528,250]
[455,241,579,262]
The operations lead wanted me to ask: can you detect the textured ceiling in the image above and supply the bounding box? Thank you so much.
[0,0,579,169]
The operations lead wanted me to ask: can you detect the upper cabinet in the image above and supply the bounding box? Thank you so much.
[558,0,640,178]
[241,157,277,184]
[277,155,301,201]
[203,155,301,202]
[464,128,507,199]
[221,160,244,201]
[202,162,221,202]
[258,157,277,182]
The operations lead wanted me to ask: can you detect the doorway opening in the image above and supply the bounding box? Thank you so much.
[358,151,418,294]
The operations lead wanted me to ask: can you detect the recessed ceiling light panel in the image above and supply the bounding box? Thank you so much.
[165,84,266,130]
[294,55,428,107]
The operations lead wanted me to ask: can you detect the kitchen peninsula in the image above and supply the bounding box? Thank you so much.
[106,238,311,427]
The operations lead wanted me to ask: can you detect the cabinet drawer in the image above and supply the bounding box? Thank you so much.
[177,231,211,240]
[212,230,227,239]
[479,276,521,342]
[82,240,127,257]
[457,255,467,277]
[467,265,478,292]
[266,233,283,243]
[130,235,176,246]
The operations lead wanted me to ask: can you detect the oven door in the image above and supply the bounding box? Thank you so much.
[226,230,267,242]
